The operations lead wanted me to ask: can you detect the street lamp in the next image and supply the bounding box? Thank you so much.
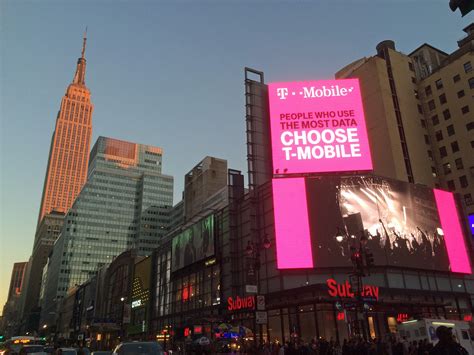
[43,325,48,329]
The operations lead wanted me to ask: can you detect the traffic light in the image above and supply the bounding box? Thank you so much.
[350,247,364,276]
[365,249,375,270]
[449,0,474,16]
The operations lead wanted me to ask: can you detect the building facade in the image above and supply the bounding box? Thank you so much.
[37,33,93,225]
[335,23,474,218]
[20,211,65,332]
[40,137,173,327]
[1,262,28,336]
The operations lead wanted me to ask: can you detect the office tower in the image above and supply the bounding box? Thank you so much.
[37,33,93,225]
[40,137,173,325]
[184,156,228,221]
[19,212,65,331]
[1,262,27,336]
[336,23,474,216]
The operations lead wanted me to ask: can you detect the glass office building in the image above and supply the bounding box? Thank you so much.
[40,137,173,325]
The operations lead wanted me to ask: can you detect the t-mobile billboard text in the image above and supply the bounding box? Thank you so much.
[268,79,373,175]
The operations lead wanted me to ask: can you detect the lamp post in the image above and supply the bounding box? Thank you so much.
[245,233,271,348]
[120,297,126,341]
[335,228,373,339]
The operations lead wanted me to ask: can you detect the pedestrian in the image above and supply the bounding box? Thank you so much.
[429,326,468,355]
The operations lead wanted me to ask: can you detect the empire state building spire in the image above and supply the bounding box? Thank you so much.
[72,29,87,85]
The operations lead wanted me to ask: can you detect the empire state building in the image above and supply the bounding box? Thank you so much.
[37,33,93,225]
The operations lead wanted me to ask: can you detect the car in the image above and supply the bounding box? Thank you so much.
[112,342,164,355]
[19,346,46,355]
[55,348,77,355]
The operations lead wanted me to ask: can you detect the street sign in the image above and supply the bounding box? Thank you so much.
[256,295,265,310]
[245,285,257,294]
[256,311,268,324]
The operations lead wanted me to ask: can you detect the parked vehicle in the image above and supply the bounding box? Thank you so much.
[398,318,474,355]
[112,342,164,355]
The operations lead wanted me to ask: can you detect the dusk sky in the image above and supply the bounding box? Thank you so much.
[0,0,470,313]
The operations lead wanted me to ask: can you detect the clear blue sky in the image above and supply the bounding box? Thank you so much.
[0,0,470,313]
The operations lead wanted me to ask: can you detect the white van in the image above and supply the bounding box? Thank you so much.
[398,319,474,355]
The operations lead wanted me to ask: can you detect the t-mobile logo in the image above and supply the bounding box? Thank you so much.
[277,88,289,100]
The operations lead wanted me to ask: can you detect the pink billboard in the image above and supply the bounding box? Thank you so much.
[268,79,373,175]
[272,175,471,273]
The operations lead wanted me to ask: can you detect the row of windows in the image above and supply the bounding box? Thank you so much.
[424,62,472,95]
[446,175,470,191]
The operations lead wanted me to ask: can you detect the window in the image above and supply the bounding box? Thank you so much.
[447,180,455,191]
[471,141,474,148]
[447,125,455,136]
[443,109,451,120]
[457,90,465,98]
[411,77,417,84]
[469,77,474,89]
[465,193,473,205]
[464,61,472,73]
[424,135,430,144]
[417,104,423,114]
[428,100,436,111]
[443,163,452,175]
[431,115,439,125]
[460,176,468,188]
[451,141,459,153]
[421,119,426,128]
[462,105,470,114]
[435,79,443,90]
[425,85,432,96]
[435,130,443,141]
[453,74,461,83]
[455,158,464,170]
[428,150,433,160]
[439,94,447,105]
[467,122,474,131]
[439,146,447,158]
[409,62,414,72]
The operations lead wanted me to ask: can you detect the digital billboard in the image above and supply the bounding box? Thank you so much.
[469,214,474,236]
[268,79,372,175]
[171,214,214,272]
[272,175,471,273]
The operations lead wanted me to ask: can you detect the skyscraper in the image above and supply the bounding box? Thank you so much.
[37,32,93,225]
[1,262,27,336]
[17,33,94,332]
[40,137,173,326]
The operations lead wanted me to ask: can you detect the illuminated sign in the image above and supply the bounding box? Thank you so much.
[227,296,255,311]
[268,79,372,175]
[434,190,471,274]
[326,278,379,301]
[273,175,472,273]
[397,313,410,323]
[463,314,472,322]
[194,325,203,334]
[131,300,142,308]
[337,312,345,321]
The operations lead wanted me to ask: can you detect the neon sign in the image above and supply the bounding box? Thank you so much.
[326,278,379,300]
[227,296,255,311]
[397,313,409,323]
[268,79,372,175]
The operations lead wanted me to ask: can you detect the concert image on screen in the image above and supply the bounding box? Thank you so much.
[304,175,470,272]
[262,175,471,273]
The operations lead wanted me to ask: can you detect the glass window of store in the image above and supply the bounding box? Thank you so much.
[316,304,337,341]
[268,309,283,343]
[298,304,316,343]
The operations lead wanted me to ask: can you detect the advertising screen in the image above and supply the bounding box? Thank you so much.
[268,79,372,175]
[272,175,471,273]
[171,214,214,272]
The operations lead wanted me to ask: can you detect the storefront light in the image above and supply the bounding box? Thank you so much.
[402,320,418,324]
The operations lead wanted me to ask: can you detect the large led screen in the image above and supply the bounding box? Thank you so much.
[171,214,214,272]
[268,79,373,175]
[272,176,471,273]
